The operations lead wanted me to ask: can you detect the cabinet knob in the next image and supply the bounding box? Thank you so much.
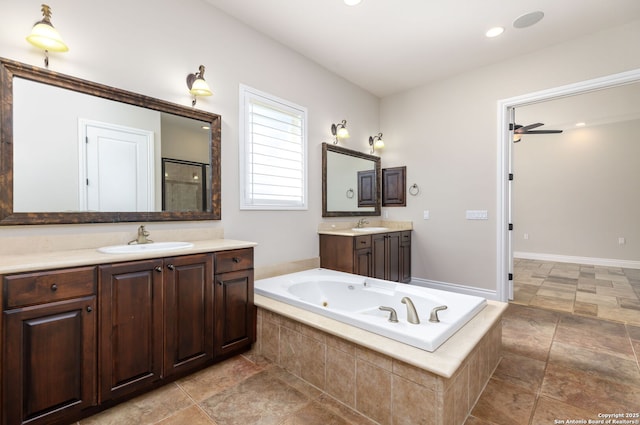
[86,306,93,313]
[232,257,241,263]
[167,264,175,271]
[154,266,162,273]
[50,284,58,292]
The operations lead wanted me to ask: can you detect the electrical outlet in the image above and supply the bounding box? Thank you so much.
[524,233,529,240]
[423,210,430,220]
[618,237,626,245]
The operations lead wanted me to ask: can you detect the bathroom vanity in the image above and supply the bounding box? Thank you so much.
[319,229,411,283]
[0,242,255,425]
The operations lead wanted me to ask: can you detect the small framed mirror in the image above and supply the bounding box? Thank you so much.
[322,143,381,217]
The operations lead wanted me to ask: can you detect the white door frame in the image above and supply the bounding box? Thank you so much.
[496,68,640,302]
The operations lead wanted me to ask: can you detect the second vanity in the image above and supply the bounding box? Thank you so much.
[318,222,412,283]
[0,238,257,425]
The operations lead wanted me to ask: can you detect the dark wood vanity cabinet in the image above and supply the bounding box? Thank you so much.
[320,231,411,283]
[2,267,98,425]
[1,247,255,425]
[213,249,256,358]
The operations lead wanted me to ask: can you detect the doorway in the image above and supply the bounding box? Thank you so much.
[79,120,155,212]
[497,68,640,302]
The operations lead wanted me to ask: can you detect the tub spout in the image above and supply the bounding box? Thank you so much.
[379,306,398,323]
[401,297,420,324]
[429,305,448,323]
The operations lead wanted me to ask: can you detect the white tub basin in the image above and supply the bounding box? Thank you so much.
[98,241,194,254]
[351,227,389,232]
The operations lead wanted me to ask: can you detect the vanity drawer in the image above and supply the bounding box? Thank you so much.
[215,248,253,274]
[3,266,97,309]
[354,235,372,249]
[400,231,411,247]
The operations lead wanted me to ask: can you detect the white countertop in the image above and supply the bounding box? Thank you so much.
[255,293,507,378]
[0,239,257,274]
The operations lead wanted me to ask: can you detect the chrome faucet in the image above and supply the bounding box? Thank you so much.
[401,297,420,324]
[128,225,153,245]
[356,218,369,228]
[429,305,448,323]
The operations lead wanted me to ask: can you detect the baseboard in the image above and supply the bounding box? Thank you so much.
[409,277,500,301]
[514,251,640,270]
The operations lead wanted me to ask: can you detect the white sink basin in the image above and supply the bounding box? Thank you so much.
[98,241,194,254]
[351,227,389,232]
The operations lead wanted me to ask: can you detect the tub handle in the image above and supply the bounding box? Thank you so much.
[379,306,398,323]
[429,305,448,323]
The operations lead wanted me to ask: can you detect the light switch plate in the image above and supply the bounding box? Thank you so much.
[466,210,488,220]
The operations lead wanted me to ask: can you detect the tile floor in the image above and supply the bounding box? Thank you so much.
[78,260,640,425]
[512,258,640,324]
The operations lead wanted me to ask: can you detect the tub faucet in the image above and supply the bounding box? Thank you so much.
[356,218,369,228]
[129,225,153,245]
[401,297,420,324]
[429,305,448,323]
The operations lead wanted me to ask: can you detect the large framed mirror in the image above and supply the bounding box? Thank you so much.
[0,58,221,225]
[322,143,381,217]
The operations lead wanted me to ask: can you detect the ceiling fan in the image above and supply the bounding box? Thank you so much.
[512,122,562,142]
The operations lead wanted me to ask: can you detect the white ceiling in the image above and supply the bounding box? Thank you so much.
[204,0,640,97]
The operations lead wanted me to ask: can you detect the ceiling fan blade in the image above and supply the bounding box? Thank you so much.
[514,122,544,133]
[523,130,563,134]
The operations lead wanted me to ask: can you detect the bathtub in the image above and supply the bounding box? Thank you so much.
[254,268,487,352]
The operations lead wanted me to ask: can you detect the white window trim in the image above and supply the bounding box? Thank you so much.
[239,84,308,210]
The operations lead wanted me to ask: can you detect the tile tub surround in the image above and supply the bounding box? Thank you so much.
[252,296,504,425]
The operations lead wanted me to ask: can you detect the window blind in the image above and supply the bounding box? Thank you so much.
[240,85,307,210]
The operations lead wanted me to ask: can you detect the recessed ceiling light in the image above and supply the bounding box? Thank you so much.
[575,122,586,127]
[344,0,362,5]
[486,27,504,38]
[513,11,544,29]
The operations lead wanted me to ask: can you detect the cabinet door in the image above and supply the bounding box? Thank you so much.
[99,259,163,402]
[372,232,402,282]
[214,269,255,358]
[400,231,411,283]
[372,234,387,280]
[164,254,214,377]
[3,296,97,425]
[354,248,372,277]
[386,232,402,282]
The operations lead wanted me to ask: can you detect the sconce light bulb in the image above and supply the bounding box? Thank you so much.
[336,127,349,138]
[374,138,384,149]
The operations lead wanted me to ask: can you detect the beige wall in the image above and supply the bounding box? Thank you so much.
[513,119,640,261]
[0,0,379,267]
[380,20,640,292]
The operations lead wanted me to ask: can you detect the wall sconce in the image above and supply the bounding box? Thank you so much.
[186,65,213,107]
[331,120,349,144]
[26,4,68,68]
[369,133,384,154]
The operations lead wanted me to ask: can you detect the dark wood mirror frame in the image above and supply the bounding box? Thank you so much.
[322,143,381,217]
[0,58,221,225]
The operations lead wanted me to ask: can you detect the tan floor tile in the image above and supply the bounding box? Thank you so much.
[536,287,575,300]
[530,396,599,425]
[199,371,310,425]
[491,351,546,392]
[575,291,618,307]
[529,295,574,312]
[471,378,536,425]
[80,384,193,425]
[597,305,640,325]
[177,355,264,402]
[553,314,634,360]
[573,301,598,317]
[156,406,214,425]
[548,341,640,387]
[541,363,640,413]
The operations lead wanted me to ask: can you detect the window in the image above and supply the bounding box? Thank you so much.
[239,85,308,210]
